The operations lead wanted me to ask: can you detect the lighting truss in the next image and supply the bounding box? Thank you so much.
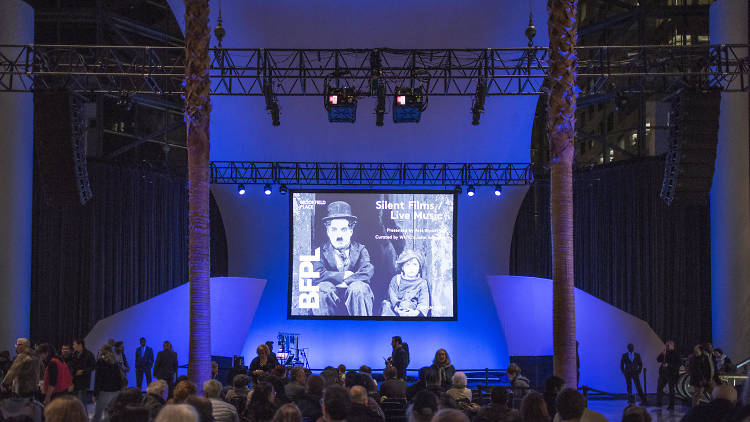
[0,45,748,96]
[209,162,533,186]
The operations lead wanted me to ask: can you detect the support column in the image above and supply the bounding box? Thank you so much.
[710,0,750,361]
[0,0,34,348]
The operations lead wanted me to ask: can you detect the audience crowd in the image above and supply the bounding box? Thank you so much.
[0,336,748,422]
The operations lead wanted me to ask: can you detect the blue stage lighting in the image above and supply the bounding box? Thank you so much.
[393,87,426,123]
[238,184,246,196]
[325,87,357,123]
[279,184,288,195]
[495,185,503,196]
[467,185,476,197]
[454,185,462,194]
[264,183,272,195]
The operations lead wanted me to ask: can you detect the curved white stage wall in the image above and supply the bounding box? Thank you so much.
[488,275,665,393]
[85,277,266,387]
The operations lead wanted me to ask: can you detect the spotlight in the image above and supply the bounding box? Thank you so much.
[263,183,272,195]
[467,185,476,197]
[238,184,246,196]
[494,185,503,196]
[393,87,426,123]
[471,79,487,125]
[325,87,357,123]
[279,184,288,195]
[454,185,462,194]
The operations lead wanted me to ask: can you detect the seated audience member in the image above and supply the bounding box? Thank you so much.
[320,368,340,388]
[407,391,438,422]
[293,374,323,421]
[348,385,382,422]
[359,365,379,392]
[271,403,302,422]
[432,408,470,422]
[243,381,277,422]
[154,404,200,422]
[185,395,214,422]
[555,388,586,422]
[142,379,169,420]
[0,394,44,421]
[380,366,407,399]
[475,387,520,422]
[544,376,565,418]
[284,367,306,402]
[446,372,472,402]
[204,379,239,422]
[431,349,456,390]
[44,395,87,422]
[681,383,738,422]
[1,338,40,397]
[520,391,551,422]
[108,387,146,422]
[621,405,651,422]
[212,361,220,381]
[507,363,530,388]
[264,371,289,406]
[225,374,250,413]
[173,380,198,404]
[322,384,351,422]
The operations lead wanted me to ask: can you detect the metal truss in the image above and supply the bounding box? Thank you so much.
[209,162,533,186]
[0,44,748,96]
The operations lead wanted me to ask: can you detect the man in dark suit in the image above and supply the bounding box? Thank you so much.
[620,343,647,405]
[153,341,178,396]
[311,201,375,316]
[135,337,154,390]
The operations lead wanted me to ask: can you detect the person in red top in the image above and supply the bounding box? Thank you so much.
[36,343,73,405]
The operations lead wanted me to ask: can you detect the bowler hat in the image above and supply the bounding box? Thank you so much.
[322,201,358,222]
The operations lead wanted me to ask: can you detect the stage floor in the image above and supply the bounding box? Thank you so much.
[587,400,689,422]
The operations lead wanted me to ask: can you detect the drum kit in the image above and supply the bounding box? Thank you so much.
[276,332,309,368]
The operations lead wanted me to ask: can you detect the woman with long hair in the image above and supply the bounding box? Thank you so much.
[92,345,124,422]
[271,403,303,422]
[430,349,456,390]
[520,391,551,422]
[243,382,277,422]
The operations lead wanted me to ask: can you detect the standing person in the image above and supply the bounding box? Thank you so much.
[92,344,123,422]
[1,338,40,397]
[703,343,720,384]
[507,363,531,388]
[311,201,375,316]
[135,337,154,390]
[60,345,73,366]
[154,341,178,396]
[688,344,711,407]
[620,343,647,405]
[0,351,12,380]
[389,336,410,380]
[265,341,280,367]
[431,349,455,390]
[113,341,130,378]
[69,338,96,406]
[656,340,680,409]
[248,344,275,383]
[37,343,73,405]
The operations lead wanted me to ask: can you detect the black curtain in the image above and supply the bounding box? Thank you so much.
[510,157,711,353]
[31,161,229,347]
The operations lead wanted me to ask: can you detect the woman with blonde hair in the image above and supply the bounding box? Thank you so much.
[249,344,275,382]
[430,348,456,390]
[44,395,87,422]
[92,344,124,422]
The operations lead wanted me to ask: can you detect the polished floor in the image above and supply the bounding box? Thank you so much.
[587,400,689,422]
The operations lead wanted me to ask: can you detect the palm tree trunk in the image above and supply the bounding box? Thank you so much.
[547,0,578,387]
[184,0,212,388]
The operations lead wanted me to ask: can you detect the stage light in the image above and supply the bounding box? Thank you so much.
[263,183,272,195]
[494,185,503,196]
[467,185,476,197]
[325,87,357,123]
[454,185,462,194]
[279,184,288,195]
[471,79,487,125]
[393,87,426,123]
[238,184,246,196]
[375,85,386,127]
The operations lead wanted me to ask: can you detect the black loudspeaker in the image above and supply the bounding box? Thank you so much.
[34,91,93,207]
[660,89,721,205]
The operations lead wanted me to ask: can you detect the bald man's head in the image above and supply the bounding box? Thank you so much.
[349,385,368,405]
[712,383,737,404]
